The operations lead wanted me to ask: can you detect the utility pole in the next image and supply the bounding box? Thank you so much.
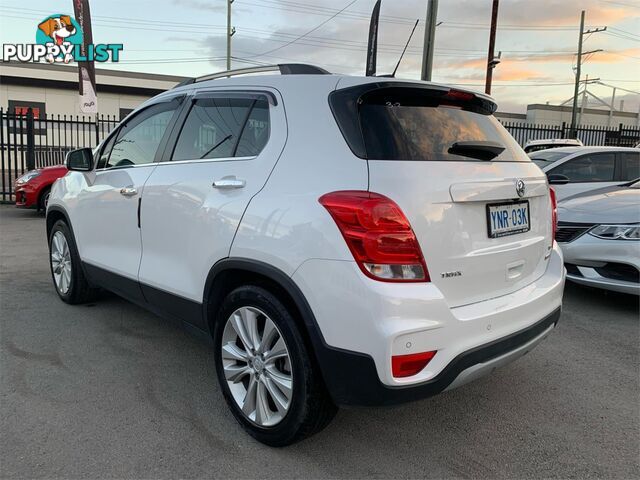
[570,11,606,137]
[485,0,500,95]
[421,0,438,81]
[226,0,236,71]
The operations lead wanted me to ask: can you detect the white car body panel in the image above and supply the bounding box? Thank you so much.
[562,234,639,295]
[368,161,553,307]
[55,165,157,279]
[292,243,564,386]
[47,72,565,397]
[138,87,288,302]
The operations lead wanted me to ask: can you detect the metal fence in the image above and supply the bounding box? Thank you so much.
[1,108,640,203]
[1,108,118,202]
[501,121,640,148]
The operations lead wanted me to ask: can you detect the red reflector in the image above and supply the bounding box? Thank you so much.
[550,187,558,242]
[392,351,437,378]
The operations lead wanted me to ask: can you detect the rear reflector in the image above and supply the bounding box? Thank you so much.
[319,191,429,282]
[392,351,437,378]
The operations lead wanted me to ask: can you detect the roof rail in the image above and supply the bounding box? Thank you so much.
[173,63,330,88]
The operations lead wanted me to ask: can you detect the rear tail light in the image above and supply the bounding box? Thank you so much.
[392,351,437,378]
[550,187,558,242]
[319,191,429,282]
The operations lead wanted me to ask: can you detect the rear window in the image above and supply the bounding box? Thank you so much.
[330,84,528,162]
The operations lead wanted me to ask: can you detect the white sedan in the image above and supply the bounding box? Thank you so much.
[556,182,639,295]
[530,146,640,200]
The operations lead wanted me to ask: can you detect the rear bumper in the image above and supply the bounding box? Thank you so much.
[314,307,560,406]
[293,243,565,406]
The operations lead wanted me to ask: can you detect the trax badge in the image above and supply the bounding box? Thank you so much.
[441,271,462,279]
[516,179,526,198]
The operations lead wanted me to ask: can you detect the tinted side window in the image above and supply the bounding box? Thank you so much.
[551,153,615,182]
[107,103,178,168]
[620,152,640,181]
[96,133,117,169]
[236,99,270,157]
[173,97,268,161]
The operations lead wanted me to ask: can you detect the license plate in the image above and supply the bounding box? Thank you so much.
[486,201,530,238]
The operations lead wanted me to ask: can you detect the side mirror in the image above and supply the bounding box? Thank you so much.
[547,173,570,185]
[66,148,93,171]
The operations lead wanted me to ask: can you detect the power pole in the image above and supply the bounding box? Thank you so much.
[485,0,500,95]
[569,11,606,137]
[226,0,236,71]
[421,0,438,81]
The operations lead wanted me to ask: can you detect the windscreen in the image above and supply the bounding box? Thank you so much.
[529,150,573,167]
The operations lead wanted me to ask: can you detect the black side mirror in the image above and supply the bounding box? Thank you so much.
[66,148,93,171]
[547,173,570,185]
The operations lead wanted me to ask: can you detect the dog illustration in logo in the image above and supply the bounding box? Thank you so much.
[38,15,76,63]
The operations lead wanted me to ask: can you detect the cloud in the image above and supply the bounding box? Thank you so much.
[158,0,639,111]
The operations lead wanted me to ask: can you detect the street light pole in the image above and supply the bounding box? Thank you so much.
[226,0,235,71]
[570,10,585,138]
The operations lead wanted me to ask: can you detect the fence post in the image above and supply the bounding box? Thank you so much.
[95,114,100,146]
[618,123,623,146]
[26,108,35,171]
[560,122,566,139]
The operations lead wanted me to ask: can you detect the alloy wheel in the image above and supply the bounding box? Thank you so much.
[51,231,72,294]
[221,306,293,427]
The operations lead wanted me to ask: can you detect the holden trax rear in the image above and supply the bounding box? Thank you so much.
[46,64,565,446]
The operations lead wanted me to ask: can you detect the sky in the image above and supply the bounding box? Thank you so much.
[1,0,639,114]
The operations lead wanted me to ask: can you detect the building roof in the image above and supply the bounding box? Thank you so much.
[0,61,187,96]
[527,103,638,119]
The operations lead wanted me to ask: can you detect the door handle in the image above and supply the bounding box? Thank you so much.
[119,187,138,197]
[212,176,246,189]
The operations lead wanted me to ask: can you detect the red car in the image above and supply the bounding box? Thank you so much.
[14,165,68,211]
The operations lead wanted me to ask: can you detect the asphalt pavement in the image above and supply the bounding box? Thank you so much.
[1,205,638,479]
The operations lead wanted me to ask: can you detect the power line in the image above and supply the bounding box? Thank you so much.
[599,0,640,9]
[243,0,360,58]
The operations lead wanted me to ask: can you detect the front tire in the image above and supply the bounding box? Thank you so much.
[38,187,51,212]
[48,220,96,304]
[214,285,337,446]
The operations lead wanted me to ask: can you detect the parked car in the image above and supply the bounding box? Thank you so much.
[556,181,639,295]
[531,146,639,201]
[14,165,68,211]
[523,138,583,153]
[46,64,565,446]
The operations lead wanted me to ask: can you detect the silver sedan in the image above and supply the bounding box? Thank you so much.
[556,182,640,295]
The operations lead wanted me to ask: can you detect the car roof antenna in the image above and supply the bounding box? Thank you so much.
[391,19,420,78]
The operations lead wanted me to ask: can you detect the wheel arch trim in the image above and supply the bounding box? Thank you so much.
[203,258,325,342]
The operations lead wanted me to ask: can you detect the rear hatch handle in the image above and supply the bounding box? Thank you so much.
[448,140,505,161]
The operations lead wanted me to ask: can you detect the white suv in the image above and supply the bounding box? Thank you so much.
[47,64,565,446]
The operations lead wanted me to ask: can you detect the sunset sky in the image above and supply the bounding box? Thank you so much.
[1,0,638,113]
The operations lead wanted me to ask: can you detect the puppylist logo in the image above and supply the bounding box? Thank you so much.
[2,13,122,64]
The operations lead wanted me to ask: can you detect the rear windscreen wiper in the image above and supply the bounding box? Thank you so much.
[448,140,505,161]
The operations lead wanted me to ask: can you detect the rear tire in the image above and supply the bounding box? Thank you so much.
[48,220,97,304]
[214,285,337,446]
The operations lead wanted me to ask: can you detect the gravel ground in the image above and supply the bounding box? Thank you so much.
[1,205,638,479]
